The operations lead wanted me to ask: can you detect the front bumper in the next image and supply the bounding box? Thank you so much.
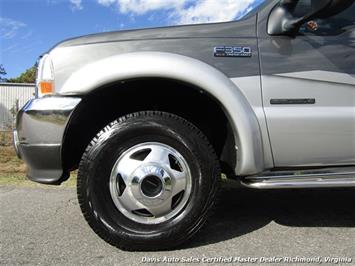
[14,96,81,184]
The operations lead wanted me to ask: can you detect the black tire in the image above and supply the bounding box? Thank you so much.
[77,111,220,251]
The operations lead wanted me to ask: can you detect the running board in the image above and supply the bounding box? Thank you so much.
[241,167,355,189]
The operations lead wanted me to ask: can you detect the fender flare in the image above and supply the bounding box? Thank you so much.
[61,52,264,175]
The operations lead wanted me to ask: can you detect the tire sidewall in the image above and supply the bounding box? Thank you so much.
[78,113,218,249]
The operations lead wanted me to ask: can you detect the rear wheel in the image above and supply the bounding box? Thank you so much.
[77,111,220,250]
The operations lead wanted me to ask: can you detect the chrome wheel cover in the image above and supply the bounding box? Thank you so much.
[109,142,192,224]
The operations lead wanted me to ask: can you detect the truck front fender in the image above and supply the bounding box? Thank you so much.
[60,52,264,175]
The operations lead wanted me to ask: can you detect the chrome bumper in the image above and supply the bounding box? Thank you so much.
[14,96,81,184]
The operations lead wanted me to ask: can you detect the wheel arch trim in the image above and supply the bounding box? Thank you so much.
[60,52,264,175]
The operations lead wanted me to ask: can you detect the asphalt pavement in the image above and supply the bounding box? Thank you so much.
[1,183,355,265]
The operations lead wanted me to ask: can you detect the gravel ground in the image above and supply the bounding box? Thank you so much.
[1,183,355,265]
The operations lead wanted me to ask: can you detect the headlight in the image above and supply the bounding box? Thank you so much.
[36,54,55,97]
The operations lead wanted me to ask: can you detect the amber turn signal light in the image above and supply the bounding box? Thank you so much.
[39,81,54,95]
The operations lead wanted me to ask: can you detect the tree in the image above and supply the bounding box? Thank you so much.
[7,66,36,83]
[0,64,6,82]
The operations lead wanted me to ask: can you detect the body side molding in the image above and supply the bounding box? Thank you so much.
[59,52,265,175]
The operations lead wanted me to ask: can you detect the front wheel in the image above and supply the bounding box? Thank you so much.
[77,111,220,250]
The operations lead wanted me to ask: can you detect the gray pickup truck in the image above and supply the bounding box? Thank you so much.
[14,0,354,250]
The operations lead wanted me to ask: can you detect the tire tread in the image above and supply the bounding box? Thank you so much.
[77,111,220,251]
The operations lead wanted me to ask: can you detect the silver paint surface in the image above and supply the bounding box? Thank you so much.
[258,1,355,167]
[60,52,265,175]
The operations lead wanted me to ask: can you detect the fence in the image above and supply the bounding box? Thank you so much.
[0,83,35,131]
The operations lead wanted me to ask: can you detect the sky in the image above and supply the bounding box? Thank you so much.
[0,0,264,78]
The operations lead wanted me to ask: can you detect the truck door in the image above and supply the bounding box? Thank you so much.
[258,0,355,167]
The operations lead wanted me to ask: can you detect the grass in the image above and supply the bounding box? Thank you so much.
[0,131,76,188]
[0,174,77,188]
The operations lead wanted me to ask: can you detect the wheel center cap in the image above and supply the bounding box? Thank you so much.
[130,165,172,206]
[141,175,163,198]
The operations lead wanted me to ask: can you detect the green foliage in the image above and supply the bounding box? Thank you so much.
[7,66,36,83]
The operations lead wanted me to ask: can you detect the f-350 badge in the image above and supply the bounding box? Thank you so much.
[214,46,252,57]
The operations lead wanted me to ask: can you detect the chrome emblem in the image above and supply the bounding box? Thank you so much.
[214,46,252,57]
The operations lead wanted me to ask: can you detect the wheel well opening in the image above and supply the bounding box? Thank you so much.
[62,78,236,178]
